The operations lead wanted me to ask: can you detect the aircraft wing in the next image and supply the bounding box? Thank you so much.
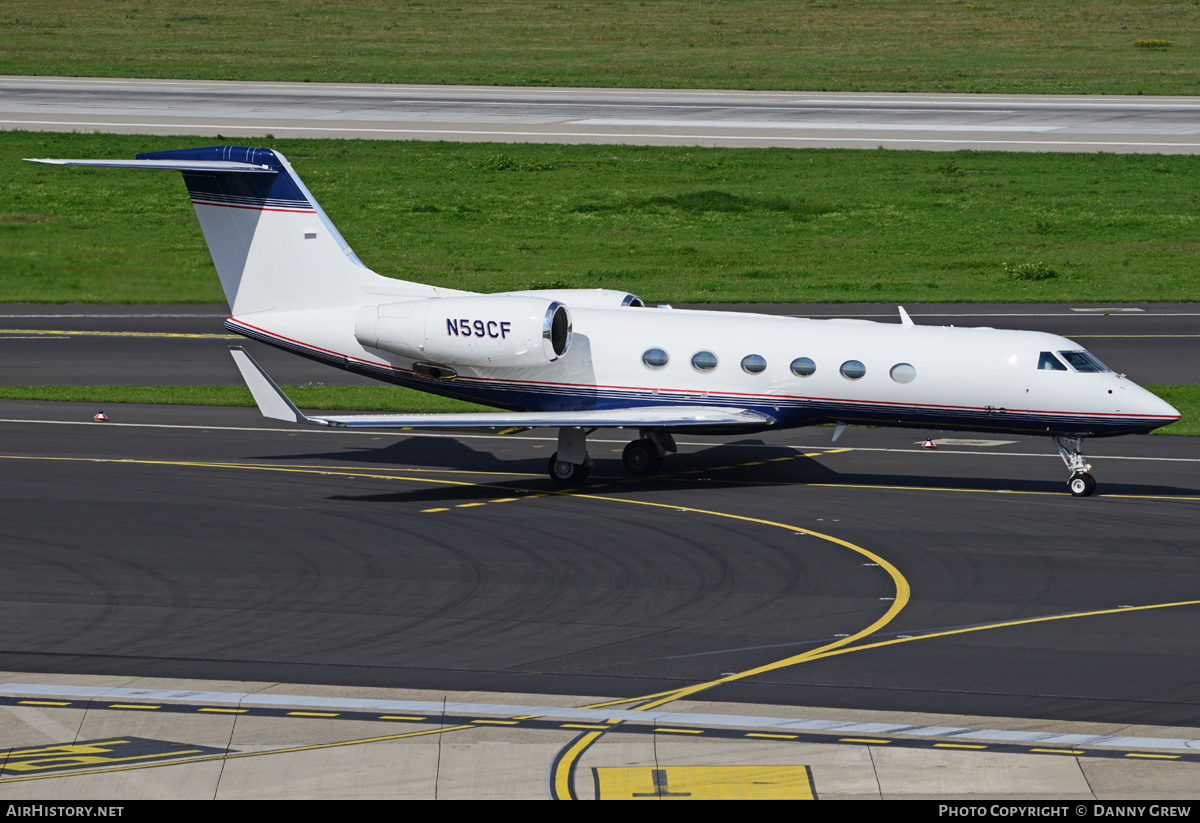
[230,347,775,432]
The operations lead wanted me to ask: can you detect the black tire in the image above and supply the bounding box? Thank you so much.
[622,439,663,475]
[1068,472,1095,497]
[548,452,590,485]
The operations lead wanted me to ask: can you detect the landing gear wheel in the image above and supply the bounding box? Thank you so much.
[1068,472,1096,497]
[548,452,590,485]
[622,439,663,475]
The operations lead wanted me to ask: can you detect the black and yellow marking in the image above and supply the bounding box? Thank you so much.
[2,695,1195,785]
[593,765,817,800]
[1,737,227,776]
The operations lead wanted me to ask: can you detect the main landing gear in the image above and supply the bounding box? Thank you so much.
[1055,436,1097,497]
[621,432,675,476]
[546,428,677,484]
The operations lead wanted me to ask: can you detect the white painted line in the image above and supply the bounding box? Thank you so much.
[2,683,1195,751]
[0,416,1194,463]
[574,118,1061,133]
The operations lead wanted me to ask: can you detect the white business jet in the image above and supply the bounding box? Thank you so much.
[30,146,1181,496]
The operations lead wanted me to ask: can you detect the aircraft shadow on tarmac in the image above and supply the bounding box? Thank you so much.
[251,437,1198,503]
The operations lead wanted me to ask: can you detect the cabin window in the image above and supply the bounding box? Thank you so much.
[741,354,767,374]
[691,350,719,372]
[1059,350,1111,373]
[790,357,816,377]
[642,348,669,369]
[1038,352,1067,371]
[840,360,866,380]
[890,363,916,384]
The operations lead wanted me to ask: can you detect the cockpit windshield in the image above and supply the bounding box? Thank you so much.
[1038,351,1067,371]
[1059,350,1111,373]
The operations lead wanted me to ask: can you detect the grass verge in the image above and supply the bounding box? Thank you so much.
[2,1,1198,95]
[0,384,1193,436]
[0,385,486,413]
[6,132,1200,304]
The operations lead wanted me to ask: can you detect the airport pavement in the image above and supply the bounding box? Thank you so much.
[5,77,1200,153]
[4,675,1200,799]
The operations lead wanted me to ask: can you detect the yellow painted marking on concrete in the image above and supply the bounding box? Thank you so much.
[711,465,735,470]
[0,724,480,784]
[7,743,126,763]
[473,719,518,725]
[489,497,520,503]
[454,502,486,508]
[746,733,799,740]
[656,727,704,734]
[1030,748,1085,755]
[595,765,815,800]
[379,715,426,721]
[108,704,159,710]
[0,328,240,339]
[421,508,450,513]
[935,743,988,750]
[561,724,610,730]
[768,456,794,462]
[554,731,604,800]
[0,336,71,339]
[287,711,339,717]
[579,695,668,709]
[512,715,540,720]
[741,461,764,466]
[2,747,206,773]
[198,708,247,714]
[17,700,70,706]
[1126,753,1180,759]
[839,738,892,744]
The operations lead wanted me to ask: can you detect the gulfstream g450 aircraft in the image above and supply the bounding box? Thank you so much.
[31,146,1180,496]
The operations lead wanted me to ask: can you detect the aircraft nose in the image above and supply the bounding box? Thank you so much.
[1128,384,1181,427]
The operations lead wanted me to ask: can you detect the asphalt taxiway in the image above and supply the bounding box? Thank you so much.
[1,304,1198,798]
[0,399,1199,798]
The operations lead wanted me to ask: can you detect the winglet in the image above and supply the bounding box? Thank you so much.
[229,346,318,425]
[898,306,914,327]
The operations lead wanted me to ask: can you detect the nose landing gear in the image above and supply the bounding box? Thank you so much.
[1055,436,1096,497]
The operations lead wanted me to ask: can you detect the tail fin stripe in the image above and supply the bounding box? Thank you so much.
[191,198,316,214]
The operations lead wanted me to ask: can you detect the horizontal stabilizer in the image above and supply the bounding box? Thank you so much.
[25,158,274,173]
[229,346,775,432]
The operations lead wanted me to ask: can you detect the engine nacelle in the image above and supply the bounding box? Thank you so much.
[355,295,572,367]
[498,288,644,309]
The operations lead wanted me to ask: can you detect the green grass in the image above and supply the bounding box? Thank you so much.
[1145,385,1200,436]
[0,384,486,413]
[6,131,1200,304]
[2,1,1199,95]
[0,383,1193,435]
